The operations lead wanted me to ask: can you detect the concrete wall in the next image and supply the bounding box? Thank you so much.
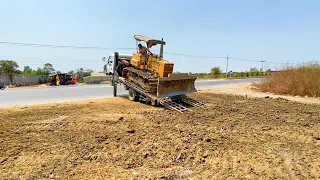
[0,73,47,86]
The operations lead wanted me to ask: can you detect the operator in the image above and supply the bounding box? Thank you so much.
[138,43,153,65]
[138,43,152,56]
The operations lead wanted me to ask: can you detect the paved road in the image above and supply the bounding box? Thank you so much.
[0,78,261,108]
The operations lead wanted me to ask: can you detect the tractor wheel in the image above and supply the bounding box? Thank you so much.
[113,84,117,97]
[128,88,139,101]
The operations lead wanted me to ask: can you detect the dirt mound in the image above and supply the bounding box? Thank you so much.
[0,93,319,179]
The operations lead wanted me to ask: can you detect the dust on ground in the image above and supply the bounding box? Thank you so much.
[0,92,320,179]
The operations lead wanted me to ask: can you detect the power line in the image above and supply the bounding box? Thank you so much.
[267,61,297,65]
[0,41,301,65]
[164,52,225,59]
[0,56,106,62]
[229,57,260,62]
[0,54,297,65]
[0,41,226,59]
[0,41,134,50]
[230,57,298,65]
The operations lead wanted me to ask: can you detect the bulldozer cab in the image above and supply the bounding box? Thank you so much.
[134,35,166,59]
[130,35,169,75]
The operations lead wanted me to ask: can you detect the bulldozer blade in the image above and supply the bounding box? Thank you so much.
[157,73,197,98]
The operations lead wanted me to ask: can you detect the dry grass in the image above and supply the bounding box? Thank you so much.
[254,61,320,97]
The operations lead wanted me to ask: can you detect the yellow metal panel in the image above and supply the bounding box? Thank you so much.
[140,65,145,69]
[130,53,145,70]
[130,54,173,77]
[158,62,164,78]
[158,60,174,78]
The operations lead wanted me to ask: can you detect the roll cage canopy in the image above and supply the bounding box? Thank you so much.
[134,35,166,48]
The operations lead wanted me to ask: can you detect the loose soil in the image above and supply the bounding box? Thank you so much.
[203,83,320,105]
[0,92,320,179]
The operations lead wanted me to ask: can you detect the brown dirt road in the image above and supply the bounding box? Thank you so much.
[0,92,320,179]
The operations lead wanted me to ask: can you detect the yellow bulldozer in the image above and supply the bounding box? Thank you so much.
[110,35,201,111]
[122,35,196,98]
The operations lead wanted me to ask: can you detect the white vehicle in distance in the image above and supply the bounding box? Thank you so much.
[105,53,132,75]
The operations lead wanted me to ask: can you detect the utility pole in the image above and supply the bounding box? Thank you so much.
[260,59,266,76]
[226,54,229,78]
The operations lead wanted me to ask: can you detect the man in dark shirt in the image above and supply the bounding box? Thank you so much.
[138,44,153,66]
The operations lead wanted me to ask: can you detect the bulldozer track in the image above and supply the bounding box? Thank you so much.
[118,67,204,113]
[124,67,155,80]
[124,67,158,94]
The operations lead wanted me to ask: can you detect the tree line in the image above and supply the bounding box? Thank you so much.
[1,60,271,83]
[190,66,272,79]
[0,60,92,83]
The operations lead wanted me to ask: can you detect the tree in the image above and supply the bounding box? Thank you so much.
[15,70,22,74]
[43,63,55,75]
[249,67,260,77]
[23,66,33,74]
[68,70,74,75]
[34,67,46,75]
[103,65,107,71]
[0,60,19,73]
[211,67,222,78]
[75,68,92,83]
[232,72,239,77]
[265,69,272,76]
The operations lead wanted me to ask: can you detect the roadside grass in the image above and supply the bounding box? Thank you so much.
[195,74,262,80]
[253,61,320,97]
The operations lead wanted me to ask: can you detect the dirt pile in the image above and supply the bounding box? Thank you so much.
[0,92,319,179]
